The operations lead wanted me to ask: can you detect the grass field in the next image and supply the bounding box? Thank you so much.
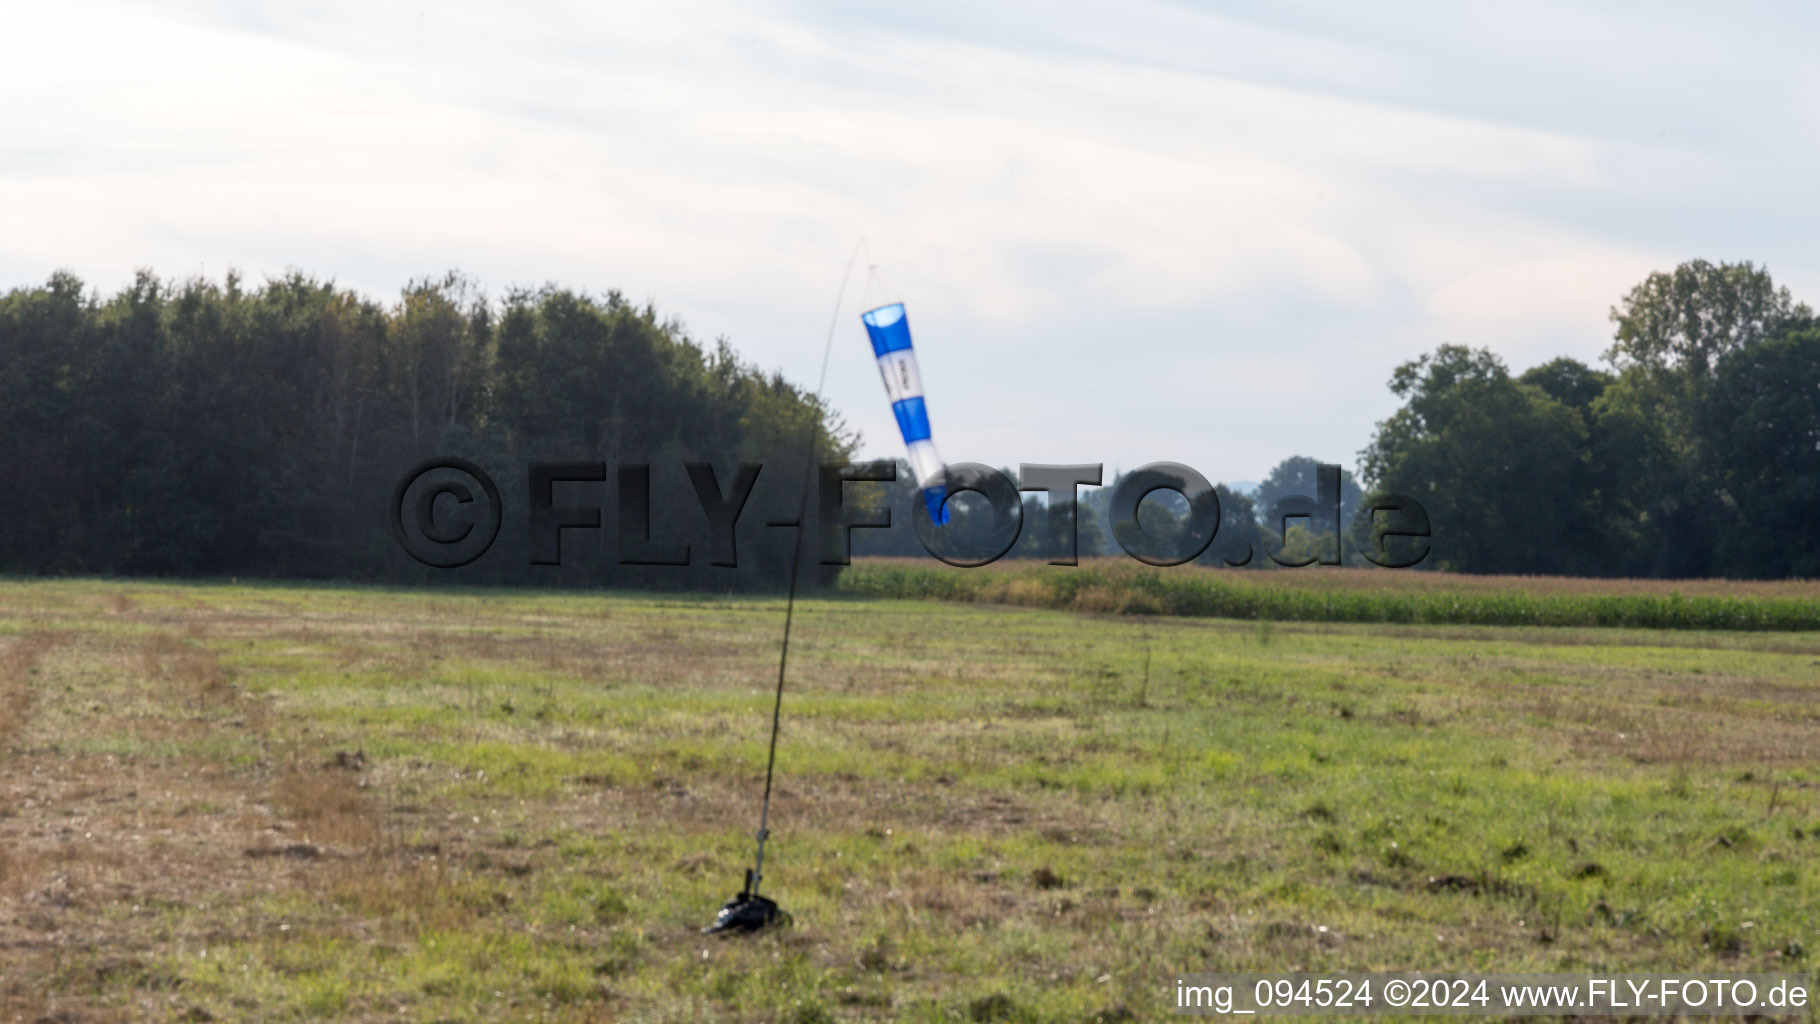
[1,578,1817,1022]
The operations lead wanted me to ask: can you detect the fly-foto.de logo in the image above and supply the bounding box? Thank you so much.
[389,458,1431,570]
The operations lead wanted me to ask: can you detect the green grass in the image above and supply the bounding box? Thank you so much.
[0,578,1816,1022]
[838,559,1820,630]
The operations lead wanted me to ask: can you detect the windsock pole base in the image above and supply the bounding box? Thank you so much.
[701,869,783,935]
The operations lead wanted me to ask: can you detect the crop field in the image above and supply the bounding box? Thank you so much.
[1,578,1817,1022]
[839,560,1820,631]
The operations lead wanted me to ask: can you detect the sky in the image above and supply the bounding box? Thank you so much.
[4,0,1818,486]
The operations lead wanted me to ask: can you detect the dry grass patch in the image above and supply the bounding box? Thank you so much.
[139,634,235,708]
[0,632,62,748]
[268,766,378,849]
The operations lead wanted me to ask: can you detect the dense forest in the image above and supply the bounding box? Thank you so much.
[0,270,852,587]
[1,259,1813,583]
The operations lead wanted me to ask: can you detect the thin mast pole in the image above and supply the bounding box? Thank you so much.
[751,238,865,895]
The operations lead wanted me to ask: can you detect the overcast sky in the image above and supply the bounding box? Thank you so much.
[5,1,1817,484]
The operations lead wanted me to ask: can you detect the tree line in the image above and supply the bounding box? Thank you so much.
[1360,259,1818,578]
[4,259,1811,583]
[852,455,1359,569]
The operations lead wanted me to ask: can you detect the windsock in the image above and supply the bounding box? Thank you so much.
[860,302,949,524]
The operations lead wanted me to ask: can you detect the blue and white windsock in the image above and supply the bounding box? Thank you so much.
[860,302,949,524]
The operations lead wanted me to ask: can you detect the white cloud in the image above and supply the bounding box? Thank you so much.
[3,0,1816,482]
